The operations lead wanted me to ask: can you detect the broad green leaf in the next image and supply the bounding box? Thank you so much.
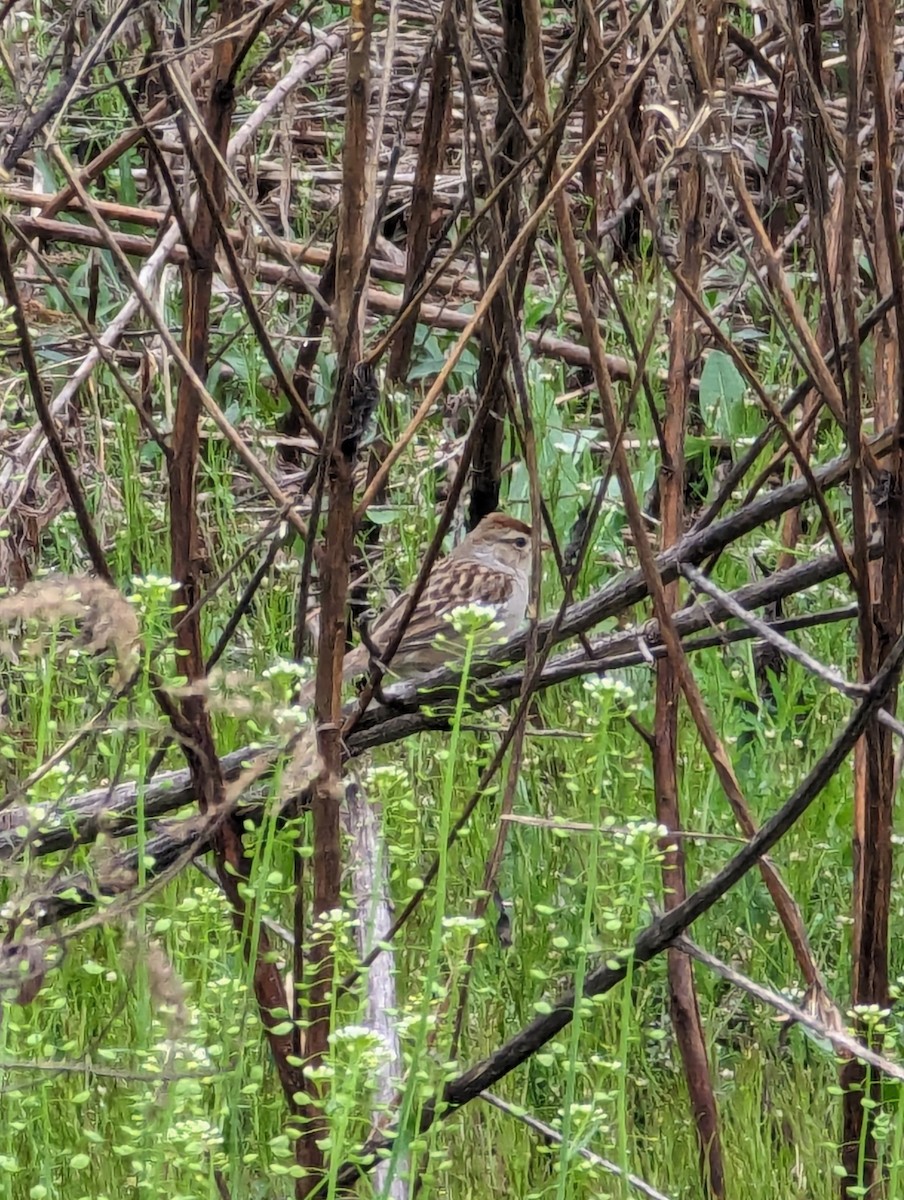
[699,349,747,437]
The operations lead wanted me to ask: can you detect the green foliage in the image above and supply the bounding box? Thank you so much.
[0,34,898,1195]
[698,349,752,440]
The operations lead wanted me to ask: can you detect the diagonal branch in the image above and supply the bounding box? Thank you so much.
[333,630,904,1184]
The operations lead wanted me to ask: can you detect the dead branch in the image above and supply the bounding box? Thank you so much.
[333,628,904,1184]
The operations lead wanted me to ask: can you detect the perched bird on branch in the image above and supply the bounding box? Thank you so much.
[304,512,539,703]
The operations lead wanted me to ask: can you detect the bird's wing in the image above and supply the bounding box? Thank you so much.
[370,559,515,657]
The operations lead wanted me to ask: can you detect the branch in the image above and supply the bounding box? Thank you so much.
[333,629,904,1183]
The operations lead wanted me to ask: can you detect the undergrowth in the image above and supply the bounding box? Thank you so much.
[0,316,898,1200]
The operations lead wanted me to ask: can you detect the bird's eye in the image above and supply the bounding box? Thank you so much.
[514,536,528,549]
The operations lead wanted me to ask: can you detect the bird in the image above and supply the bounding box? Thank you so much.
[311,512,538,698]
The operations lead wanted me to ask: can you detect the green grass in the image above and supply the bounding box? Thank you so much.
[2,217,903,1200]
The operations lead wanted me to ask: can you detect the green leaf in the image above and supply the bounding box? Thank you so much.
[698,350,747,437]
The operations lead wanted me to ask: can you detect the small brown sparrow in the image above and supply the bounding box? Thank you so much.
[329,512,537,691]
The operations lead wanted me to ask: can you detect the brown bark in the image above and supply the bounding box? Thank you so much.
[841,0,904,1190]
[654,117,725,1200]
[164,0,309,1138]
[469,0,527,526]
[777,0,839,571]
[297,0,377,1190]
[387,0,454,381]
[7,211,641,378]
[332,633,904,1187]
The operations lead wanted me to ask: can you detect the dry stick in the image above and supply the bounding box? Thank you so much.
[681,563,873,701]
[0,233,111,580]
[364,0,657,375]
[227,0,298,84]
[697,158,856,584]
[0,214,169,451]
[0,24,346,505]
[502,816,760,842]
[16,593,870,929]
[725,21,782,84]
[341,0,434,382]
[837,8,878,1183]
[3,0,144,171]
[22,744,303,946]
[773,13,847,573]
[39,60,208,219]
[585,4,725,1190]
[0,0,27,29]
[163,62,335,320]
[447,14,654,1047]
[0,216,181,503]
[481,1091,676,1200]
[386,0,454,380]
[690,60,885,524]
[226,25,348,161]
[553,56,825,998]
[694,290,895,533]
[578,1,603,263]
[322,29,468,1185]
[586,33,856,587]
[5,197,424,288]
[7,547,873,877]
[862,7,904,401]
[683,560,904,750]
[0,1057,231,1085]
[672,934,904,1082]
[170,0,310,1117]
[838,0,872,716]
[724,156,859,448]
[37,2,301,218]
[288,237,343,667]
[352,0,687,521]
[241,0,325,82]
[465,0,529,526]
[213,1167,234,1200]
[3,744,271,875]
[326,24,452,715]
[157,63,322,444]
[298,1,378,1189]
[649,26,724,1196]
[5,195,486,295]
[143,511,289,784]
[10,210,637,380]
[577,3,671,461]
[332,633,904,1184]
[342,779,407,1200]
[44,147,309,538]
[616,152,857,585]
[842,0,904,1187]
[444,0,561,1056]
[111,21,200,261]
